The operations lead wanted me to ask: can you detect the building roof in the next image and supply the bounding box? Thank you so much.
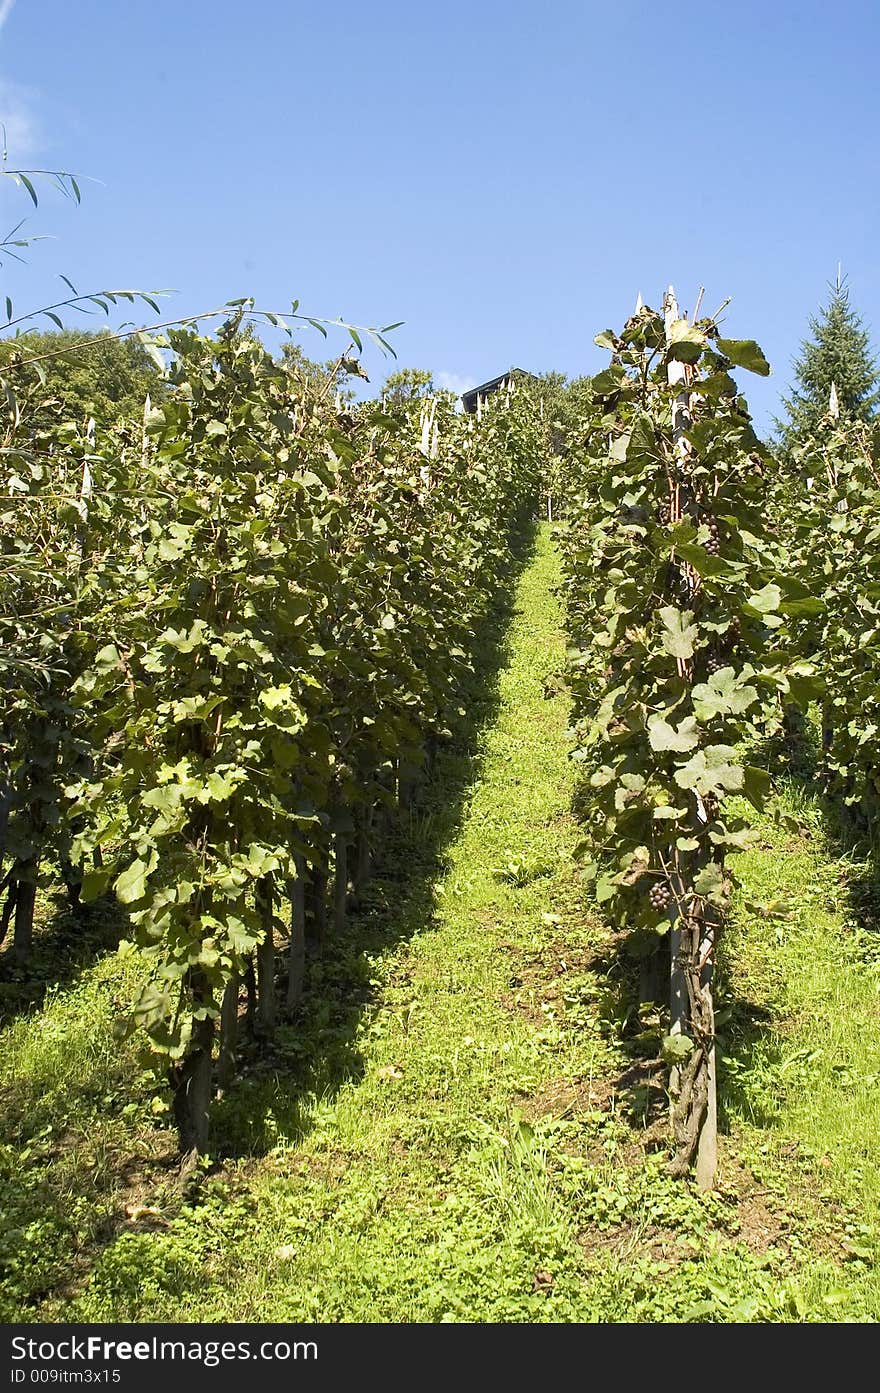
[461,367,536,414]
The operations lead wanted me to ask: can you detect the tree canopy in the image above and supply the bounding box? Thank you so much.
[381,367,436,406]
[0,328,161,427]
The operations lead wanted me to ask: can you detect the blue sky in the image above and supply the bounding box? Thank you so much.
[1,0,878,435]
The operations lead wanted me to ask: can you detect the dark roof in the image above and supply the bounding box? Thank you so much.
[461,367,536,414]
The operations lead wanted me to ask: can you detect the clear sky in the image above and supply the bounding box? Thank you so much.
[1,0,878,435]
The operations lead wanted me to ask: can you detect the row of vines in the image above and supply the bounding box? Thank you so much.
[4,157,879,1191]
[1,302,542,1157]
[555,289,880,1187]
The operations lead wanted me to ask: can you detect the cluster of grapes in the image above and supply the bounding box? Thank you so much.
[648,879,672,911]
[622,503,649,525]
[700,513,721,555]
[658,499,672,525]
[705,617,742,676]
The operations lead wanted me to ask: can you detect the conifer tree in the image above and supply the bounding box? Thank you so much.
[776,270,880,451]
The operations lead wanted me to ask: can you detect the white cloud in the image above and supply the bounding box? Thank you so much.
[0,78,39,161]
[436,371,476,397]
[0,2,15,34]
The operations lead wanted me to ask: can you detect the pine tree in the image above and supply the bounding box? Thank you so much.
[776,270,880,451]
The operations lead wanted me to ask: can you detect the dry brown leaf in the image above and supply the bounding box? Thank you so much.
[124,1204,166,1226]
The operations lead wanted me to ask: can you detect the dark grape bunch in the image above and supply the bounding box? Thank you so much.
[622,503,649,525]
[706,616,742,676]
[700,513,721,555]
[649,880,672,911]
[658,500,671,525]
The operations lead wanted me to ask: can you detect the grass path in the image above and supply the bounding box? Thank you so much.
[66,523,614,1322]
[51,526,626,1320]
[3,525,879,1322]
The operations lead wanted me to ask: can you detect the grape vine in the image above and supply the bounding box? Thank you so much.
[556,293,814,1183]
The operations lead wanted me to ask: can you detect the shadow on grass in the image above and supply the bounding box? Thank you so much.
[714,997,780,1133]
[0,891,129,1026]
[814,797,880,954]
[713,712,878,1135]
[210,519,539,1158]
[760,707,880,947]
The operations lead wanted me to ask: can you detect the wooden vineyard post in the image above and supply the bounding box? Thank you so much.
[354,805,373,900]
[663,285,718,1190]
[287,857,306,1010]
[171,969,215,1159]
[664,286,693,1096]
[397,756,416,810]
[695,918,718,1190]
[217,971,239,1087]
[333,829,349,934]
[0,772,10,868]
[424,733,438,779]
[305,865,327,952]
[244,955,257,1035]
[255,873,277,1034]
[9,876,37,966]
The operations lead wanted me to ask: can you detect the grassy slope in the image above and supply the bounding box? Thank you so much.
[1,524,878,1322]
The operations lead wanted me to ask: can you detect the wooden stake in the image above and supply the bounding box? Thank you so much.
[172,970,215,1158]
[333,832,349,933]
[398,756,416,810]
[9,873,36,966]
[664,287,692,1077]
[256,874,276,1033]
[305,866,327,952]
[355,808,373,893]
[287,858,306,1009]
[217,972,239,1086]
[664,283,717,1189]
[695,920,718,1190]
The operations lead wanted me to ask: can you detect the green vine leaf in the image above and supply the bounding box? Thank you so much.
[744,582,782,615]
[661,1034,695,1065]
[716,338,771,376]
[673,746,744,796]
[658,606,698,660]
[647,714,700,752]
[693,861,726,905]
[742,765,772,811]
[692,668,759,720]
[115,858,149,905]
[666,319,706,364]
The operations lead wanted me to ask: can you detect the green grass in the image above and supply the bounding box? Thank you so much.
[2,524,879,1322]
[718,777,880,1315]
